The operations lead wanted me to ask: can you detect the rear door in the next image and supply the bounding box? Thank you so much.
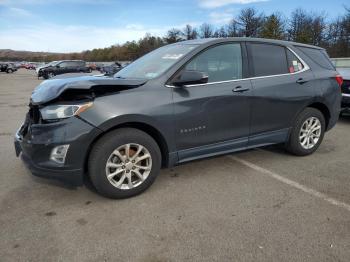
[66,61,77,73]
[247,43,315,146]
[76,61,86,72]
[172,42,252,161]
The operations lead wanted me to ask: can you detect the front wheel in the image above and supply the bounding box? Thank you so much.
[285,108,325,156]
[44,72,55,79]
[88,128,161,199]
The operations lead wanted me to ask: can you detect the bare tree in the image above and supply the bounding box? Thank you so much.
[199,23,214,38]
[182,24,198,40]
[164,28,183,44]
[325,7,350,57]
[213,26,228,38]
[287,8,312,42]
[238,8,264,37]
[287,9,327,45]
[309,14,327,46]
[226,19,241,37]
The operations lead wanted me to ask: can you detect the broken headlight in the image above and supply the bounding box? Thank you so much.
[40,102,93,120]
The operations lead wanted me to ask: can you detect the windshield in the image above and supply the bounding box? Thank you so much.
[47,61,59,67]
[114,44,197,79]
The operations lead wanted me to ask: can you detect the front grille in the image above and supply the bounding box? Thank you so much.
[19,103,41,138]
[29,104,41,124]
[342,80,350,94]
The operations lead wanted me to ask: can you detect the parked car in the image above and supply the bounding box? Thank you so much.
[37,60,92,79]
[25,63,36,70]
[0,63,17,73]
[332,58,350,113]
[15,38,341,199]
[95,63,105,71]
[100,61,123,76]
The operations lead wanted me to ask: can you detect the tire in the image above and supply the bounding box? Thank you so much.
[87,68,92,73]
[285,108,325,156]
[6,69,12,73]
[88,128,162,199]
[44,72,54,79]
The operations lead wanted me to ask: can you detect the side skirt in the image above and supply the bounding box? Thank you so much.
[172,128,290,165]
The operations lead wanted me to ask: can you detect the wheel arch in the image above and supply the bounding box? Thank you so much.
[83,120,172,177]
[306,102,331,129]
[288,101,331,140]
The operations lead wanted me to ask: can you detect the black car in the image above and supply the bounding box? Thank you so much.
[100,61,123,76]
[0,63,17,73]
[15,38,341,199]
[37,60,92,79]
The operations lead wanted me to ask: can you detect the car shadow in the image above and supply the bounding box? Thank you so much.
[32,176,78,190]
[339,113,350,124]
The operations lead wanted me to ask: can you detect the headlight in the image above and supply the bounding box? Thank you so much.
[40,102,93,120]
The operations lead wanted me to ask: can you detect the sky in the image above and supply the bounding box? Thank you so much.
[0,0,348,53]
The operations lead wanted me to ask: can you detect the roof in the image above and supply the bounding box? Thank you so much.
[179,37,323,50]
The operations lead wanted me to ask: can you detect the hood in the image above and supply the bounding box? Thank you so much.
[31,75,147,105]
[36,64,50,73]
[337,68,350,80]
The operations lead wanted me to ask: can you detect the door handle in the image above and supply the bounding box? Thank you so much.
[232,86,249,92]
[296,78,308,84]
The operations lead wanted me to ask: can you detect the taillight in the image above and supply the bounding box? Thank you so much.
[335,74,343,87]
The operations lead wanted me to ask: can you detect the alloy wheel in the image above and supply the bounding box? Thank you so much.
[105,143,152,190]
[299,117,322,149]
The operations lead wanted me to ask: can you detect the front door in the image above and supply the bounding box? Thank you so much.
[171,43,252,162]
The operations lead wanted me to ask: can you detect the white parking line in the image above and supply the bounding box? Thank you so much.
[228,155,350,212]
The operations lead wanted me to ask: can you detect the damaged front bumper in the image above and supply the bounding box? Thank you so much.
[14,116,102,186]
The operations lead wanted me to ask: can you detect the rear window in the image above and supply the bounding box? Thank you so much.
[250,43,288,77]
[297,46,334,70]
[286,50,304,73]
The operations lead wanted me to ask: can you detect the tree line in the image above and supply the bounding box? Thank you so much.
[15,7,350,62]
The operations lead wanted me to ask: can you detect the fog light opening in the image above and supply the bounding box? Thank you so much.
[50,145,70,164]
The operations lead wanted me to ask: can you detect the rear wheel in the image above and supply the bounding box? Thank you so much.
[285,108,325,156]
[88,128,161,199]
[6,69,13,73]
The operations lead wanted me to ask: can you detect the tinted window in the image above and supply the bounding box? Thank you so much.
[286,50,304,73]
[297,47,334,70]
[73,61,85,67]
[58,62,68,67]
[250,43,288,77]
[185,43,242,83]
[67,61,78,67]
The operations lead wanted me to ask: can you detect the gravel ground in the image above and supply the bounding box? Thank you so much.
[1,69,350,262]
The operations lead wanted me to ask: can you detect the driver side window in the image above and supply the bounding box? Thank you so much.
[185,43,242,83]
[59,62,68,67]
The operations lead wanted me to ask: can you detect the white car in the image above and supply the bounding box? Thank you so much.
[332,58,350,112]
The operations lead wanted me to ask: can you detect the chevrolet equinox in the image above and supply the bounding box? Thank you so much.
[15,38,342,198]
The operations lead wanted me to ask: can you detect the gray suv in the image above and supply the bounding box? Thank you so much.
[15,38,342,198]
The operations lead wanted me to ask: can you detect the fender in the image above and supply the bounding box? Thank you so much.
[95,114,177,165]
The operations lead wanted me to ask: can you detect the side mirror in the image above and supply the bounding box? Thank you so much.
[56,65,60,68]
[172,70,208,87]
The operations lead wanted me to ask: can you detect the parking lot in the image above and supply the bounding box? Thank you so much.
[1,69,350,261]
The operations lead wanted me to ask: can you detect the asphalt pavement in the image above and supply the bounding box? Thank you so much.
[1,69,349,262]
